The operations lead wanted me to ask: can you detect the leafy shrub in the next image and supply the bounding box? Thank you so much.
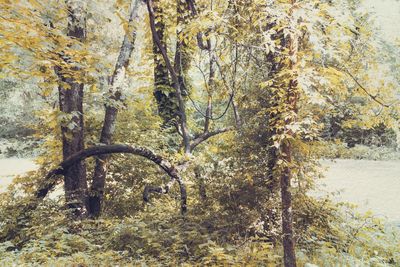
[318,142,400,161]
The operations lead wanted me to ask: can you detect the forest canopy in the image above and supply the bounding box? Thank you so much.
[0,0,399,266]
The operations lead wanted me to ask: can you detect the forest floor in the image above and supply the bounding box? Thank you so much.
[0,158,399,225]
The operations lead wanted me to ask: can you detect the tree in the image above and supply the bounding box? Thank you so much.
[142,0,236,207]
[55,0,88,217]
[1,0,399,265]
[89,0,142,218]
[278,1,299,264]
[151,0,178,127]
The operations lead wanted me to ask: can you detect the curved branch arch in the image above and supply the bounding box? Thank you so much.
[35,144,187,214]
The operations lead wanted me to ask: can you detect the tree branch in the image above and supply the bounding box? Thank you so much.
[332,64,391,108]
[204,95,212,133]
[344,68,390,108]
[190,127,234,151]
[34,144,187,214]
[204,45,215,132]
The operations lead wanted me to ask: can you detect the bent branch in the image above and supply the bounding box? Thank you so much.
[190,127,234,151]
[35,144,187,214]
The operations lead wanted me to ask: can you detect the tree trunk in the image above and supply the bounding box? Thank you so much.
[57,0,88,217]
[147,0,191,153]
[173,0,191,94]
[88,0,141,218]
[280,1,298,266]
[265,18,286,191]
[151,0,178,127]
[194,165,207,201]
[280,140,297,267]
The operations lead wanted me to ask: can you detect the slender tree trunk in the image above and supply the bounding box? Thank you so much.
[88,0,141,217]
[280,1,298,266]
[265,19,285,190]
[145,0,235,212]
[57,0,88,217]
[280,141,296,267]
[172,0,192,154]
[194,165,207,201]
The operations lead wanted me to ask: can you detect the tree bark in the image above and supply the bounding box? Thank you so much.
[56,0,88,217]
[190,127,233,151]
[88,0,141,218]
[280,140,297,267]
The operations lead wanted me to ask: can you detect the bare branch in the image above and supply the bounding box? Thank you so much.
[204,95,212,133]
[190,127,234,151]
[343,67,390,108]
[204,47,215,132]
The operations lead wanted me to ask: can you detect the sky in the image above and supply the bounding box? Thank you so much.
[364,0,400,42]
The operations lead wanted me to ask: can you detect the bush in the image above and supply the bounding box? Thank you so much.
[318,142,400,161]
